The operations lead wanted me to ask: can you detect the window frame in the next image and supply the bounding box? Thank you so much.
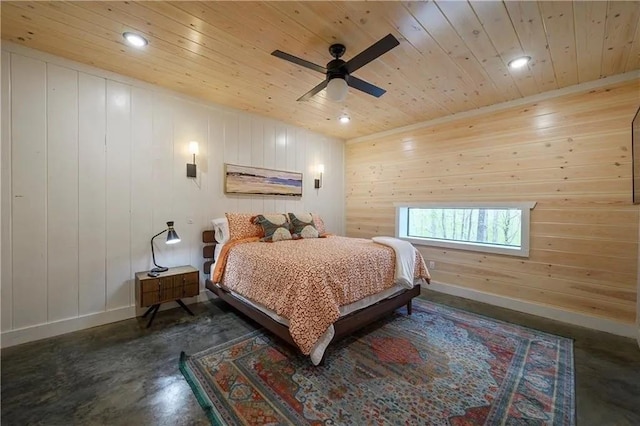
[395,201,537,257]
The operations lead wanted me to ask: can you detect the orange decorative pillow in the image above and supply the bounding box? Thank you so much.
[225,213,263,241]
[312,213,326,235]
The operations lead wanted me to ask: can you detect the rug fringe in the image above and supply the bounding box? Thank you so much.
[179,351,224,426]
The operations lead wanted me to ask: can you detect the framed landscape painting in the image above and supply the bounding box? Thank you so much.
[224,164,303,197]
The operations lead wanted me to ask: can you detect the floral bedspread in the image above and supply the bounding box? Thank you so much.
[213,236,430,355]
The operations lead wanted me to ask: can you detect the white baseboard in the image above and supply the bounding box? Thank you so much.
[1,291,215,348]
[424,281,637,339]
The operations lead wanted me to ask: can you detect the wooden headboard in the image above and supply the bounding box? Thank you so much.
[202,230,216,275]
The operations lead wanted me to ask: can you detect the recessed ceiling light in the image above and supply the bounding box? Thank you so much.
[508,56,531,70]
[339,115,350,124]
[123,32,148,48]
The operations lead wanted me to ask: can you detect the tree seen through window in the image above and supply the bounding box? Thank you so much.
[407,208,522,247]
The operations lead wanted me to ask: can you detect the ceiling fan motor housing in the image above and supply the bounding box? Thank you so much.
[327,58,348,81]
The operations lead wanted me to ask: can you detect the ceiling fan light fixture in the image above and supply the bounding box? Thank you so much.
[508,56,531,70]
[123,32,148,48]
[326,78,348,102]
[339,115,351,123]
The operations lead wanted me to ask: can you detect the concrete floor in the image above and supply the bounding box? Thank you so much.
[1,291,639,425]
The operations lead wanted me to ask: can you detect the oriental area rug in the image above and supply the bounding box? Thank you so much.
[180,299,574,426]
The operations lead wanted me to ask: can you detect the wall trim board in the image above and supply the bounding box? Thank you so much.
[424,281,637,339]
[0,291,214,348]
[1,306,135,348]
[348,71,639,145]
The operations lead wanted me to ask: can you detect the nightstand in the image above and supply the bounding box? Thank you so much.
[135,265,200,328]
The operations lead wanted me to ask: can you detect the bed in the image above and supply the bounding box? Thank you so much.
[202,213,430,365]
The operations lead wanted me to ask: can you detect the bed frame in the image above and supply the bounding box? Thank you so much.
[201,230,420,361]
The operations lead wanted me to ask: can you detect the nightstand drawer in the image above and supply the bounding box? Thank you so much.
[140,276,173,307]
[173,272,199,299]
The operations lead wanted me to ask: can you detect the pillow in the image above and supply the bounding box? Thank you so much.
[211,217,230,244]
[288,212,319,239]
[225,213,264,241]
[311,213,326,235]
[252,214,292,242]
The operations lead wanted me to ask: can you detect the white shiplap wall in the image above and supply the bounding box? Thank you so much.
[0,46,345,347]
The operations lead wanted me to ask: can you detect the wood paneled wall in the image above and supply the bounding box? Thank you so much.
[0,47,344,341]
[346,79,640,325]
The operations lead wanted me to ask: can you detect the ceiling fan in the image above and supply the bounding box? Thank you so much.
[271,34,400,102]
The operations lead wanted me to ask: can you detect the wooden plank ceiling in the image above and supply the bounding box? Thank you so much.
[1,1,639,140]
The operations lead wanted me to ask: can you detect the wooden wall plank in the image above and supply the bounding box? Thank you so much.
[261,120,276,214]
[601,1,640,77]
[284,127,298,213]
[435,0,522,99]
[46,63,79,321]
[150,94,175,274]
[539,1,579,88]
[404,1,505,106]
[250,118,265,213]
[625,15,640,72]
[504,1,558,92]
[573,1,607,82]
[78,72,106,316]
[10,54,48,328]
[293,128,307,214]
[105,80,131,310]
[222,111,240,212]
[274,125,287,213]
[432,271,635,322]
[237,114,253,213]
[346,79,640,324]
[207,111,225,218]
[130,86,154,288]
[1,51,12,331]
[469,0,539,96]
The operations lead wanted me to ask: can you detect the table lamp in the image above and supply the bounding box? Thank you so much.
[150,221,181,273]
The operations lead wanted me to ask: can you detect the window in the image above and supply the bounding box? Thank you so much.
[395,202,536,257]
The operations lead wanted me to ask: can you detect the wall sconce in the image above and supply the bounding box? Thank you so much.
[314,164,324,189]
[187,141,199,178]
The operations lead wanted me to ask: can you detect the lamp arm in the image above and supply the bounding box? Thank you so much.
[150,229,167,269]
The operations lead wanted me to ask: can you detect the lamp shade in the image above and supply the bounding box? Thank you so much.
[326,78,348,102]
[165,221,181,244]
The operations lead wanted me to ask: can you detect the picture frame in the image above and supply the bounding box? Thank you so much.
[633,106,640,204]
[224,163,303,197]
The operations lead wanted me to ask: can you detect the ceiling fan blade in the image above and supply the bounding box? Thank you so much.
[347,76,386,98]
[297,80,329,101]
[271,50,326,74]
[345,34,400,74]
